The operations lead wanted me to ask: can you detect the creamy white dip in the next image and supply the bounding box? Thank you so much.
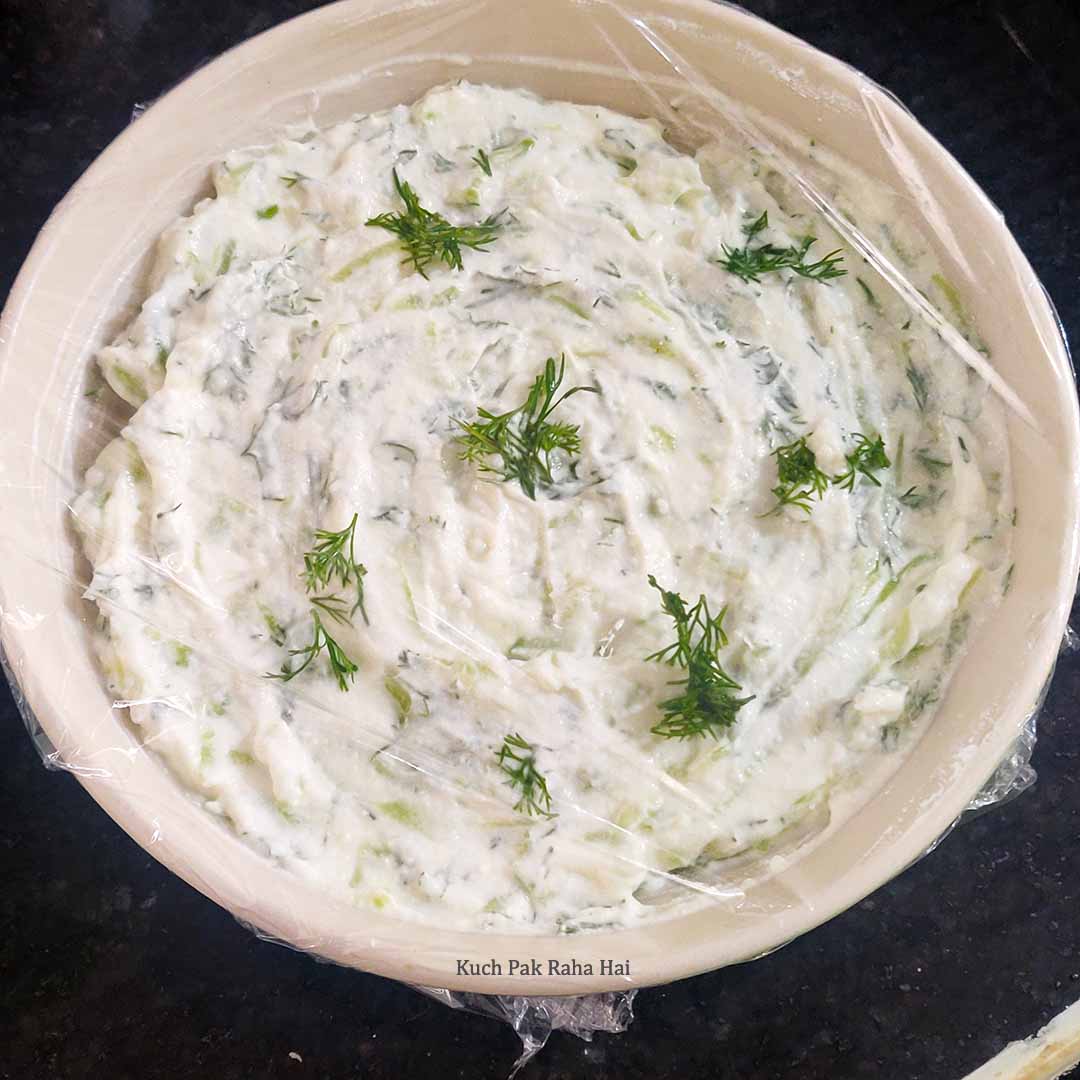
[74,83,1012,932]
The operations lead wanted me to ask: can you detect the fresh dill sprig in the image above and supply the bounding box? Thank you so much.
[309,593,353,625]
[496,733,555,817]
[365,169,502,278]
[719,210,846,284]
[455,355,599,500]
[302,512,368,624]
[645,575,753,740]
[472,148,493,176]
[832,433,890,491]
[269,610,358,693]
[769,433,891,512]
[770,436,830,514]
[266,515,367,692]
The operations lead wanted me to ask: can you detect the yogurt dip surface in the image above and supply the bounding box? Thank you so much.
[74,82,1012,933]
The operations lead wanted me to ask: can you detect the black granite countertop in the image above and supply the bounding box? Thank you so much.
[2,2,1080,1077]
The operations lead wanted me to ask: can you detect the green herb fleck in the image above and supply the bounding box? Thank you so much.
[898,485,941,510]
[882,686,939,748]
[832,433,890,491]
[365,169,502,278]
[266,515,369,691]
[302,513,368,625]
[309,593,355,625]
[856,276,881,310]
[915,449,951,477]
[472,148,492,176]
[455,354,598,500]
[769,436,830,514]
[906,362,930,411]
[496,733,555,817]
[719,211,845,284]
[645,575,753,740]
[256,204,279,220]
[269,610,358,692]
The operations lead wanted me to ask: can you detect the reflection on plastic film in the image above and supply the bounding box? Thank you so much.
[10,404,759,877]
[594,3,1041,433]
[419,985,638,1077]
[8,464,755,912]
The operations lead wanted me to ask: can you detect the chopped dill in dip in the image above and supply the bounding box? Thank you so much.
[74,83,1012,933]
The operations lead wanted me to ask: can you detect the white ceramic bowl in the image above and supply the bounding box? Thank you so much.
[1,0,1077,995]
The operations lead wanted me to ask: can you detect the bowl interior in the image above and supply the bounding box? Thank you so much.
[0,0,1076,994]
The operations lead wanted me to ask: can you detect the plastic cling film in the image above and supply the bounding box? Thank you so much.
[419,985,637,1074]
[18,458,755,913]
[1,0,1078,1066]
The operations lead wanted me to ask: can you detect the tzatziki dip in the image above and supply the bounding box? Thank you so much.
[74,82,1012,933]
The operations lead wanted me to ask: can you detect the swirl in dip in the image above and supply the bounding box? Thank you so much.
[75,83,1012,933]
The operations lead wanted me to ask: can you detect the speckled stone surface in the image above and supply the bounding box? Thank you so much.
[2,1,1079,1077]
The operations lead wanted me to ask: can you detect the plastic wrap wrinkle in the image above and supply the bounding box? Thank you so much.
[30,451,756,909]
[1,642,62,769]
[51,495,750,906]
[0,0,1076,1067]
[613,5,1041,433]
[418,985,637,1074]
[1,11,1051,883]
[1,2,1049,926]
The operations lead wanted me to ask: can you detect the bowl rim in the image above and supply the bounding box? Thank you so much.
[2,0,1078,996]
